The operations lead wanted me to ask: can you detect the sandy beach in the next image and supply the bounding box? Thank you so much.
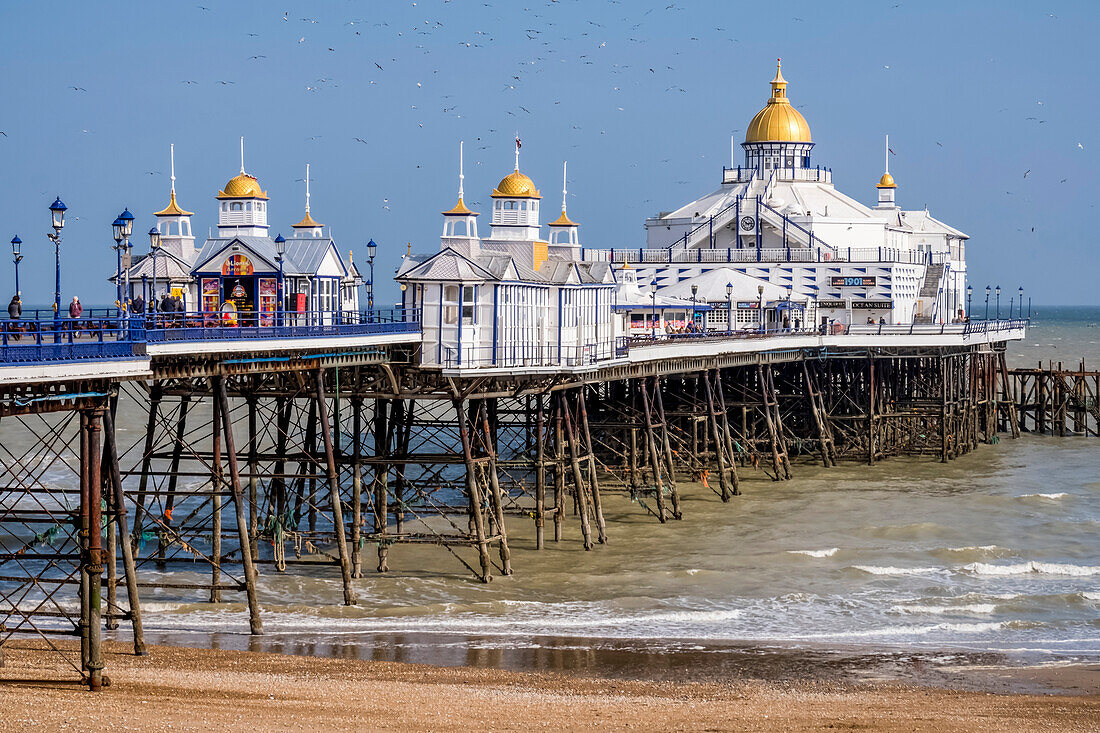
[0,641,1096,732]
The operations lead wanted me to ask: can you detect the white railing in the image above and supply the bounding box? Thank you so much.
[722,166,833,184]
[582,247,948,265]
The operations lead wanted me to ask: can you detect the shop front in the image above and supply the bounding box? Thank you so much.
[197,253,279,325]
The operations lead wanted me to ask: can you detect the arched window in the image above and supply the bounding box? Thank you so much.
[221,203,227,212]
[230,202,242,211]
[246,202,252,212]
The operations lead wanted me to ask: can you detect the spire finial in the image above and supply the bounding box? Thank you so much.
[770,57,788,99]
[514,133,521,171]
[240,136,246,174]
[170,143,176,195]
[885,134,890,175]
[561,160,568,214]
[305,162,311,213]
[458,141,465,200]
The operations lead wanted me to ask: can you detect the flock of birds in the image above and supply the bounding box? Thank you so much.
[3,2,1089,233]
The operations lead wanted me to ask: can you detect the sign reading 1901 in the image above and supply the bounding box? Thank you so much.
[831,276,877,287]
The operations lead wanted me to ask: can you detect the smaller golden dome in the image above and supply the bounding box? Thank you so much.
[549,209,577,227]
[442,197,479,216]
[492,169,541,198]
[292,211,322,228]
[218,173,269,200]
[876,172,897,189]
[154,191,193,217]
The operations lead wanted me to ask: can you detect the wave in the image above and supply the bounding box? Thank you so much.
[851,565,949,576]
[797,621,1014,640]
[930,545,1012,561]
[963,561,1100,577]
[889,603,997,615]
[1017,492,1069,500]
[787,548,838,558]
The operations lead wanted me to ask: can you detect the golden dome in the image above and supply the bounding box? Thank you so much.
[218,172,269,199]
[292,211,323,228]
[744,59,812,144]
[442,197,479,216]
[549,209,577,227]
[154,191,193,217]
[876,172,897,189]
[492,169,541,198]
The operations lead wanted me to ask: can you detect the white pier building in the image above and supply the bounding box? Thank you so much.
[588,60,970,330]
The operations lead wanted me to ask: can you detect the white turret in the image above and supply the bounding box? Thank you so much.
[291,163,324,238]
[547,160,580,258]
[217,137,270,237]
[489,138,541,241]
[441,141,481,258]
[875,134,898,209]
[153,143,196,260]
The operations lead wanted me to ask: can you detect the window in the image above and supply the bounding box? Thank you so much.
[231,202,242,211]
[443,285,459,324]
[520,201,527,211]
[246,202,252,212]
[462,285,475,325]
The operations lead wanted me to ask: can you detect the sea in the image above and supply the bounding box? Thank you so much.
[12,306,1100,682]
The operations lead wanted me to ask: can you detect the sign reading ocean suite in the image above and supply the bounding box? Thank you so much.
[831,276,876,287]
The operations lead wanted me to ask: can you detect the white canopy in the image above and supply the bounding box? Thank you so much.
[658,267,796,303]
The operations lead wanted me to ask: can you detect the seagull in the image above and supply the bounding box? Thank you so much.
[353,137,368,144]
[1078,142,1085,149]
[1023,169,1030,178]
[375,62,384,71]
[69,86,87,92]
[0,131,7,137]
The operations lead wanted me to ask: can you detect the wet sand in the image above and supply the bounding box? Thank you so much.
[0,641,1096,732]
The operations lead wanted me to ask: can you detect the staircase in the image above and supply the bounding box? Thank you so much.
[914,262,946,324]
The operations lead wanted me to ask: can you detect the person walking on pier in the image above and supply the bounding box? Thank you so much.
[7,295,20,320]
[68,296,82,319]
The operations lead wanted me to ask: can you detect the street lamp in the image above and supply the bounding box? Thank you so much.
[786,285,793,331]
[757,284,765,333]
[366,238,377,313]
[690,283,698,334]
[275,234,286,326]
[148,226,161,315]
[984,285,990,320]
[1018,286,1024,319]
[10,235,22,297]
[726,281,733,334]
[995,285,1001,320]
[48,197,66,330]
[112,216,125,320]
[650,280,658,339]
[117,208,134,314]
[966,285,972,321]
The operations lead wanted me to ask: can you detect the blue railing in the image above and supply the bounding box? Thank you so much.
[142,308,419,343]
[0,308,422,364]
[0,317,136,364]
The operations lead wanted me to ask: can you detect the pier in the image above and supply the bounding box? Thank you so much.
[0,311,1031,687]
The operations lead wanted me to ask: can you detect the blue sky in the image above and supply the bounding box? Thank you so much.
[0,0,1096,306]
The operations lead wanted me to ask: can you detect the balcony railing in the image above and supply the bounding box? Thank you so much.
[582,247,949,265]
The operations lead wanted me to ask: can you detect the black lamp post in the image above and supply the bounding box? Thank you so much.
[10,235,22,297]
[650,280,658,339]
[148,225,161,315]
[726,281,733,334]
[113,208,135,317]
[995,285,1001,320]
[48,197,66,330]
[1018,286,1024,319]
[786,285,793,330]
[966,285,972,321]
[275,234,286,326]
[757,284,765,333]
[366,238,377,313]
[112,216,125,321]
[984,285,990,320]
[690,283,698,333]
